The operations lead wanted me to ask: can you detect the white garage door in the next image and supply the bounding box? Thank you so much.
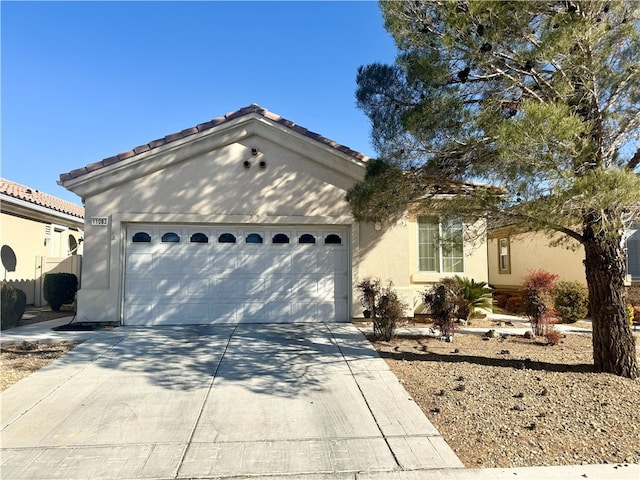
[123,225,349,325]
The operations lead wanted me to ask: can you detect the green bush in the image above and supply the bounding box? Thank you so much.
[43,273,78,311]
[1,282,27,329]
[454,275,494,320]
[553,281,589,324]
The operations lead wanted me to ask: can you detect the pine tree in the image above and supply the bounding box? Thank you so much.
[350,1,640,377]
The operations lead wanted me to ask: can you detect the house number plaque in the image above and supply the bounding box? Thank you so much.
[90,217,109,226]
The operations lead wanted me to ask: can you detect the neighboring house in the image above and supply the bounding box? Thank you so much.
[488,223,640,292]
[59,104,488,326]
[1,179,84,305]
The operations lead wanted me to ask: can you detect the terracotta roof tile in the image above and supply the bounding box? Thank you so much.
[60,104,369,182]
[0,178,84,219]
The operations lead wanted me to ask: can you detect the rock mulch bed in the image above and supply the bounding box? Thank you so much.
[371,331,640,468]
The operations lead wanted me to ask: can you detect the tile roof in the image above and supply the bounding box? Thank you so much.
[60,104,369,182]
[0,178,84,219]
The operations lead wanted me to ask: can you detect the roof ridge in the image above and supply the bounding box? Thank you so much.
[0,178,84,219]
[60,104,369,182]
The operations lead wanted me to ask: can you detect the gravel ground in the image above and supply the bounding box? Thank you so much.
[0,341,79,392]
[371,327,640,468]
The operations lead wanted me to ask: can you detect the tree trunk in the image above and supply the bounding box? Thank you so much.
[583,220,638,379]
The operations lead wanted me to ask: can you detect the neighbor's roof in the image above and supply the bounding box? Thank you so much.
[60,104,369,182]
[0,178,84,219]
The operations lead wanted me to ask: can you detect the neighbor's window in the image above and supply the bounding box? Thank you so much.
[498,237,511,273]
[417,216,464,273]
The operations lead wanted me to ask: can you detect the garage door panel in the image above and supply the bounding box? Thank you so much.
[126,277,153,295]
[125,225,349,325]
[183,278,210,296]
[238,254,267,273]
[126,253,155,273]
[156,278,181,296]
[211,277,239,296]
[211,303,240,323]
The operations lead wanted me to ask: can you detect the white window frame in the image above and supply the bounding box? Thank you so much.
[417,216,464,274]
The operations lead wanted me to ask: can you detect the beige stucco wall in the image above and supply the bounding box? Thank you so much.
[1,210,83,304]
[71,121,364,323]
[65,115,489,323]
[356,216,488,316]
[487,229,585,291]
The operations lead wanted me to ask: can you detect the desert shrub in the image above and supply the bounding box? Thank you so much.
[355,277,382,318]
[553,281,589,324]
[374,283,407,341]
[627,304,635,326]
[505,296,524,314]
[454,275,494,320]
[422,281,460,339]
[523,270,558,336]
[1,282,27,330]
[495,294,510,309]
[626,284,640,306]
[43,273,78,311]
[355,278,406,340]
[544,326,563,346]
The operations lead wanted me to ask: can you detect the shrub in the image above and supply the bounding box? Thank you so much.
[355,278,406,340]
[355,277,382,318]
[1,282,27,330]
[626,284,640,306]
[544,326,563,346]
[505,296,524,314]
[523,270,558,336]
[553,281,589,324]
[627,304,635,326]
[495,294,510,309]
[43,273,78,311]
[422,281,460,339]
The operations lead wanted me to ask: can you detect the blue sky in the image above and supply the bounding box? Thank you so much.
[1,1,397,205]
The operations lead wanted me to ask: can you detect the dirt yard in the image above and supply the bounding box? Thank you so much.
[371,326,640,468]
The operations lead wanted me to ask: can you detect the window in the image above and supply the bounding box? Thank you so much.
[218,233,236,244]
[498,237,511,273]
[272,233,290,244]
[299,234,316,244]
[161,232,180,243]
[68,235,78,255]
[132,232,151,243]
[417,216,464,273]
[246,233,264,244]
[190,233,209,243]
[324,234,342,245]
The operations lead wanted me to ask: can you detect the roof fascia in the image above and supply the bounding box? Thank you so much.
[61,113,367,199]
[1,194,84,227]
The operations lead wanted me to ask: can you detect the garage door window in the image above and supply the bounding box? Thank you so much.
[162,232,180,243]
[190,233,209,243]
[299,234,316,244]
[132,232,151,243]
[273,234,290,244]
[324,234,342,245]
[246,233,263,244]
[218,233,236,243]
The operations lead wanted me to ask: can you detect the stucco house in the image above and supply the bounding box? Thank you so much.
[1,179,84,305]
[59,105,488,326]
[487,223,640,292]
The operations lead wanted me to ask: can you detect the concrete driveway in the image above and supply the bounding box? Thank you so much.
[1,323,462,479]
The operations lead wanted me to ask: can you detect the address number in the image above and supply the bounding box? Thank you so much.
[90,217,109,226]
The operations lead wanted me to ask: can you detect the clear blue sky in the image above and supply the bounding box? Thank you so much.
[1,1,397,205]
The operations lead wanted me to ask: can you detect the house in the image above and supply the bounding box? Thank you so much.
[487,223,640,293]
[0,179,84,305]
[59,104,488,326]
